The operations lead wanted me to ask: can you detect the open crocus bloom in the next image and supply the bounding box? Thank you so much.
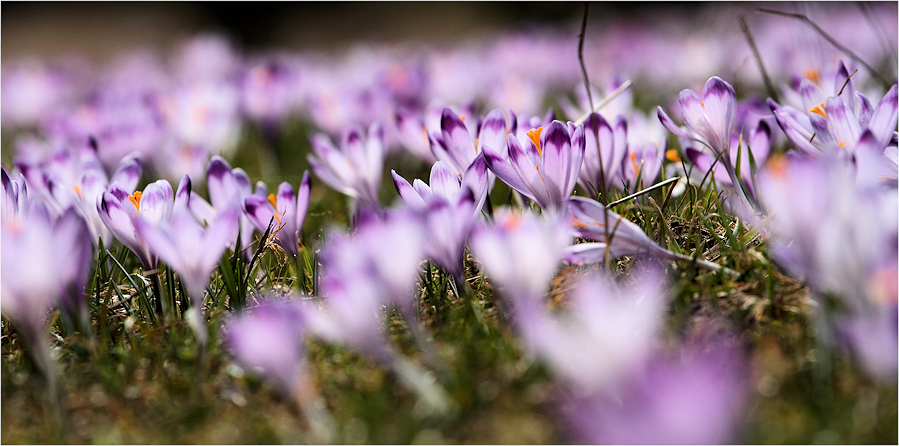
[483,120,585,214]
[97,176,191,270]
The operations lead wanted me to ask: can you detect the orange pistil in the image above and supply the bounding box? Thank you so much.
[500,212,523,231]
[665,149,681,163]
[629,152,640,175]
[838,141,846,150]
[128,191,143,213]
[459,115,466,122]
[809,103,827,118]
[571,218,589,229]
[268,193,282,223]
[768,153,788,179]
[72,184,83,198]
[527,127,544,156]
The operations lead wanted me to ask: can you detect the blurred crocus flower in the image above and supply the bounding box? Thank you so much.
[562,339,748,445]
[1,167,29,223]
[224,299,308,393]
[97,176,191,270]
[470,208,571,309]
[134,207,239,344]
[392,157,489,215]
[243,172,311,258]
[1,205,93,382]
[308,123,384,212]
[518,268,667,393]
[758,154,898,382]
[483,120,586,214]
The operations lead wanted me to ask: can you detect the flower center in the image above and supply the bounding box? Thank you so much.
[128,191,143,214]
[268,193,282,223]
[527,127,544,156]
[665,149,681,163]
[809,103,827,118]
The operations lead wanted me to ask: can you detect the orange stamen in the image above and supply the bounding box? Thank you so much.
[72,184,83,198]
[500,213,523,231]
[809,103,827,118]
[527,127,544,156]
[128,191,142,212]
[571,218,589,229]
[804,68,821,88]
[665,149,681,163]
[629,151,640,174]
[268,193,282,223]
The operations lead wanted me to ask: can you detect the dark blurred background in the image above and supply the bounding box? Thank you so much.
[2,2,706,60]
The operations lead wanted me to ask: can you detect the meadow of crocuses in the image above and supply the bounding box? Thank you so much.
[2,2,897,444]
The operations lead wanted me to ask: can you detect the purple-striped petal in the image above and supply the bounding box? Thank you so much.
[482,141,532,199]
[868,85,898,149]
[392,170,427,210]
[429,161,462,200]
[477,109,507,154]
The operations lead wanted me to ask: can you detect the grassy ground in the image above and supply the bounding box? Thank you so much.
[2,116,897,444]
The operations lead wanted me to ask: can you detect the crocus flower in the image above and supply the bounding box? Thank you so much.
[224,299,308,394]
[483,120,585,214]
[308,123,384,211]
[429,108,508,177]
[243,172,311,258]
[190,156,263,257]
[97,176,191,270]
[2,205,92,384]
[392,159,488,283]
[134,206,239,344]
[562,339,748,445]
[758,154,898,382]
[517,268,667,393]
[1,167,28,223]
[470,208,571,309]
[578,112,628,194]
[658,76,737,156]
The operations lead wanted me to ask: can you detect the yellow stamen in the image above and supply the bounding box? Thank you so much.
[804,68,821,88]
[809,103,827,118]
[72,184,83,198]
[527,127,544,156]
[665,149,681,163]
[128,191,142,212]
[268,193,282,223]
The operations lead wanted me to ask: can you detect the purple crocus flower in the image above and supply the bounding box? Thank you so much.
[2,205,93,382]
[190,156,263,257]
[308,123,384,211]
[578,112,628,194]
[685,121,772,201]
[429,108,508,177]
[97,175,191,270]
[483,120,586,214]
[562,339,748,445]
[470,209,571,308]
[224,299,308,394]
[658,76,736,156]
[243,172,311,258]
[517,268,667,393]
[134,206,239,344]
[1,167,29,223]
[392,158,489,283]
[758,154,898,382]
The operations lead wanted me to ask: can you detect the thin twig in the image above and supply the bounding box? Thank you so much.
[757,7,891,89]
[574,80,633,126]
[739,15,779,103]
[577,2,594,112]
